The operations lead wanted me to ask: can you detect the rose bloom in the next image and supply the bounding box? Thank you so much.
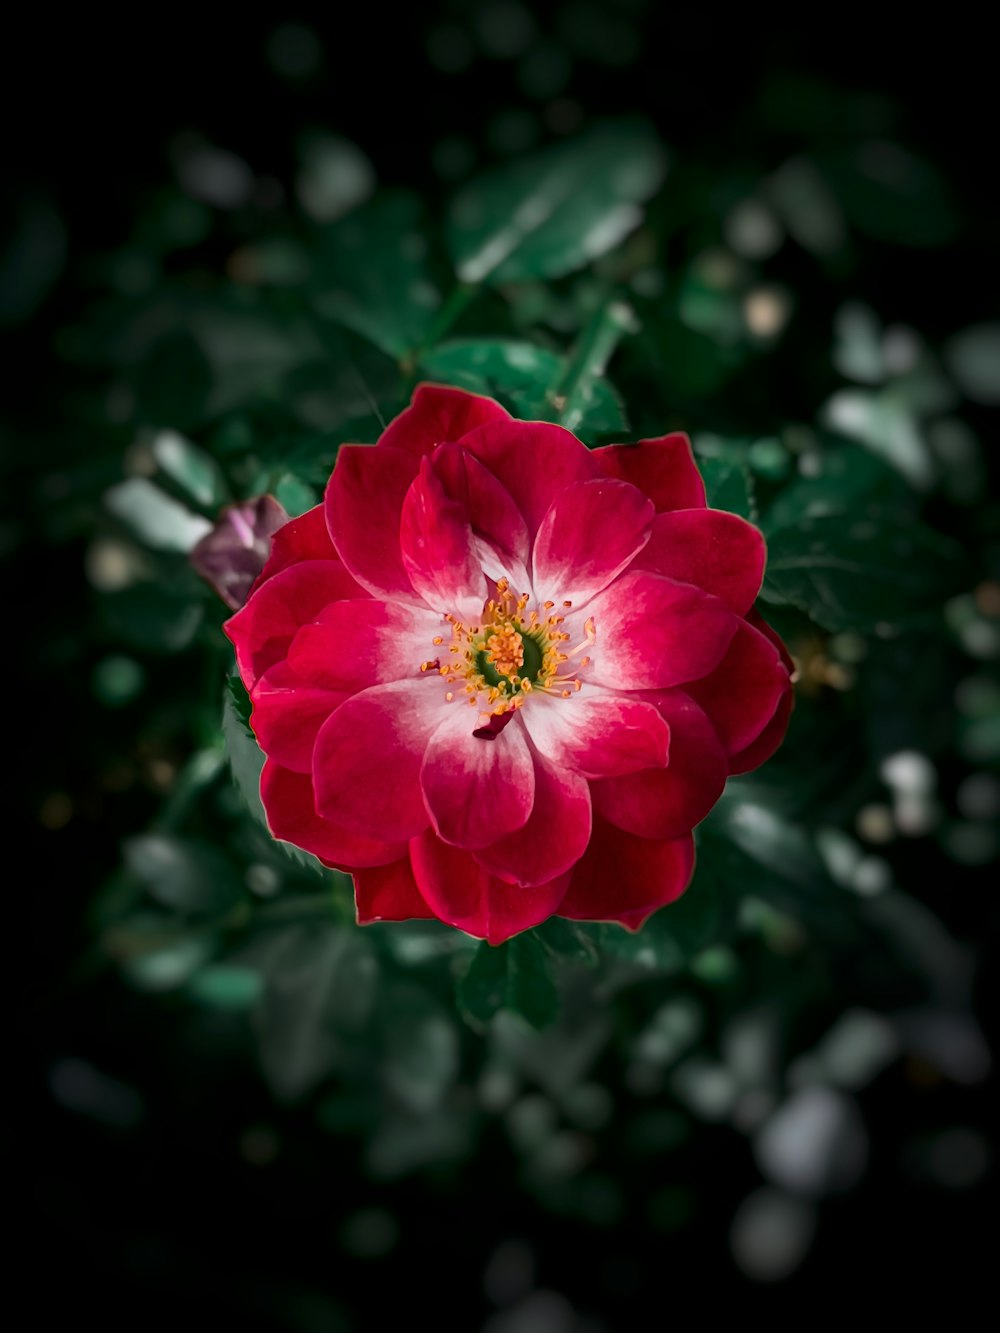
[226,386,793,943]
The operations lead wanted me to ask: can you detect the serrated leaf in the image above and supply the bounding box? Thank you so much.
[221,682,325,876]
[457,935,558,1031]
[447,120,666,286]
[761,510,962,631]
[311,191,440,359]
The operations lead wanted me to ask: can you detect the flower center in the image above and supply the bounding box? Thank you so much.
[421,577,596,726]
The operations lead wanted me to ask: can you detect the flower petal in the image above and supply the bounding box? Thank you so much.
[557,818,695,930]
[324,444,423,603]
[727,609,795,774]
[255,503,338,585]
[354,857,436,924]
[376,383,511,457]
[458,419,602,534]
[192,495,290,610]
[430,443,531,589]
[251,661,346,772]
[521,687,669,779]
[261,761,405,868]
[399,456,488,619]
[312,678,447,841]
[729,689,794,775]
[593,434,706,512]
[591,692,727,839]
[686,617,791,756]
[410,830,570,944]
[634,508,765,616]
[288,599,443,692]
[531,478,654,606]
[474,750,591,887]
[421,708,535,848]
[584,570,737,691]
[225,559,366,688]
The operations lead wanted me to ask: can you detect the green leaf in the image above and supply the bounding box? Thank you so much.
[380,983,459,1114]
[226,674,253,733]
[254,923,377,1101]
[763,443,910,533]
[420,337,627,437]
[311,191,441,359]
[698,455,757,522]
[818,143,958,248]
[122,833,242,914]
[945,322,1000,406]
[447,120,666,286]
[591,851,730,977]
[188,964,263,1010]
[100,582,204,654]
[761,510,962,631]
[457,935,558,1031]
[701,790,859,940]
[151,429,228,508]
[132,332,213,431]
[273,473,318,517]
[532,919,601,967]
[105,477,212,551]
[222,682,325,876]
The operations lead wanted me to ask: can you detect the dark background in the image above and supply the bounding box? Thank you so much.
[7,3,997,1325]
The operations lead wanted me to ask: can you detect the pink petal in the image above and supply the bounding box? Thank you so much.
[324,444,423,603]
[224,559,367,689]
[557,818,696,929]
[251,661,346,773]
[584,570,737,691]
[591,691,727,839]
[261,761,405,868]
[474,749,591,887]
[593,434,706,512]
[687,617,791,756]
[312,678,448,842]
[288,599,443,693]
[727,609,795,774]
[377,383,511,457]
[410,830,570,944]
[521,687,669,779]
[458,419,602,534]
[421,707,534,848]
[255,503,338,586]
[531,478,654,606]
[430,444,531,590]
[729,689,794,775]
[634,509,765,616]
[354,857,436,923]
[399,456,488,619]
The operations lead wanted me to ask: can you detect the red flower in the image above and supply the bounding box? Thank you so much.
[225,386,793,943]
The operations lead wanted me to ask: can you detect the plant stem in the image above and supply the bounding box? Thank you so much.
[403,281,479,376]
[551,297,637,432]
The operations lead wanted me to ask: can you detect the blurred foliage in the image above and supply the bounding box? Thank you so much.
[8,6,998,1323]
